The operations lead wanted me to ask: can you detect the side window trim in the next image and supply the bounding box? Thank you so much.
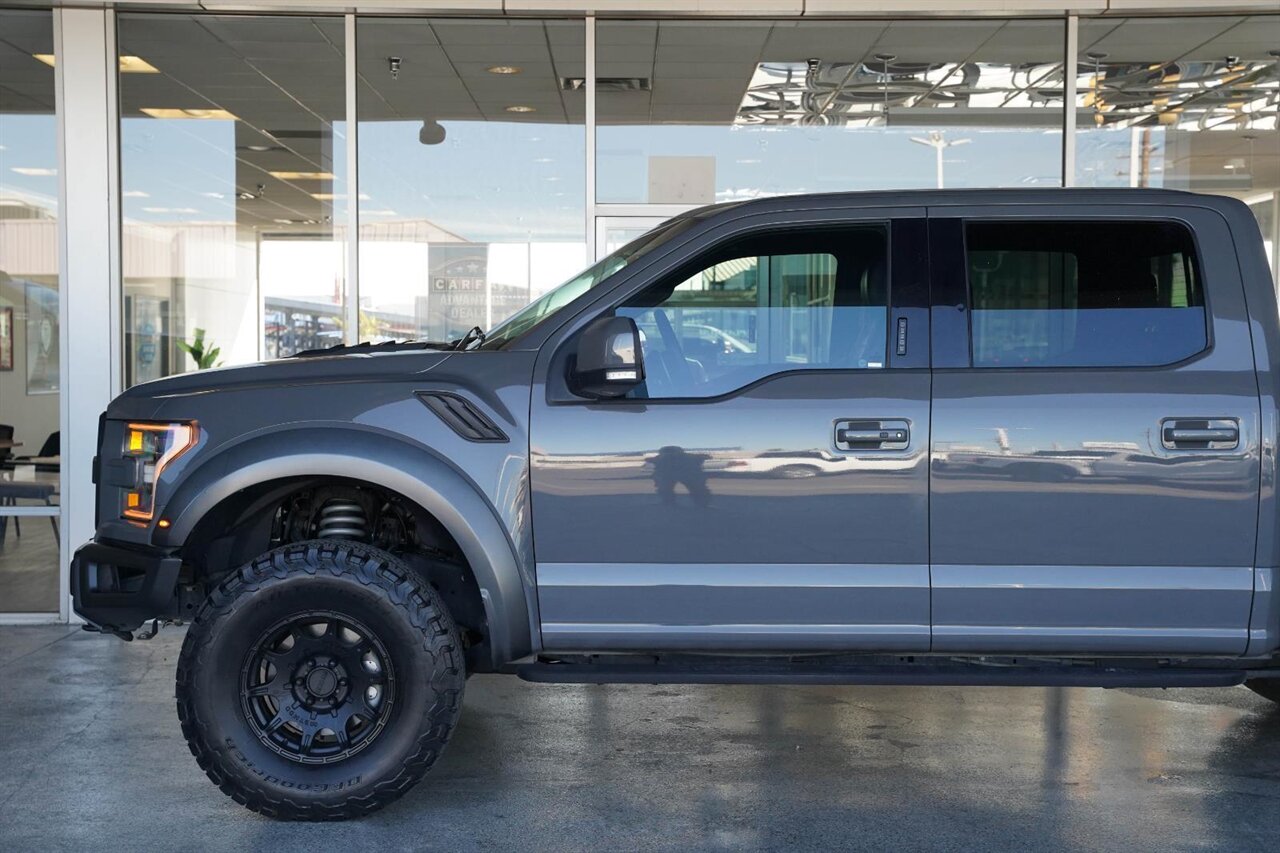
[927,217,971,369]
[890,218,930,370]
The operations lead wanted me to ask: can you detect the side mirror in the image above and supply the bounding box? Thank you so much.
[572,315,644,399]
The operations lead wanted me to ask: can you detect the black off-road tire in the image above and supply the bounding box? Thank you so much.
[176,540,464,820]
[1246,679,1280,704]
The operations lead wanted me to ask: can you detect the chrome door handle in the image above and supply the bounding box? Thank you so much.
[835,420,910,451]
[1161,419,1239,450]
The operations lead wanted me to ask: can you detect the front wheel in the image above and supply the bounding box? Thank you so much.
[176,541,464,820]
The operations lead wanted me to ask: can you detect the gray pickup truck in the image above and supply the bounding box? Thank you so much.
[73,188,1280,819]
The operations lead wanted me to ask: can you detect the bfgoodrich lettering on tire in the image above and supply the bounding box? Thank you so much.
[175,541,464,820]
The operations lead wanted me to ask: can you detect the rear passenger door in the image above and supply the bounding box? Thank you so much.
[928,206,1260,655]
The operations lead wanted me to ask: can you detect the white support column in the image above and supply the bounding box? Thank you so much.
[345,14,360,344]
[55,7,120,622]
[585,16,597,261]
[1062,14,1078,188]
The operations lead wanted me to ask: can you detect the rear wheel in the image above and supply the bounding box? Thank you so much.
[176,541,464,820]
[1245,679,1280,704]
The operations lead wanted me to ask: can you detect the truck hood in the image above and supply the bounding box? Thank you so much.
[108,350,456,420]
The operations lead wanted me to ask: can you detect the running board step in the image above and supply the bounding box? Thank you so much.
[516,659,1249,689]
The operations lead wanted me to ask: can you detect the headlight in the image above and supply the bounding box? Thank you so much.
[121,422,197,522]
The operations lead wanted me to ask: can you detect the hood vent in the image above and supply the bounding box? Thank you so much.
[415,391,508,443]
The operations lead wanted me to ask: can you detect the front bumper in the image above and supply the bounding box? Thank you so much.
[71,540,182,637]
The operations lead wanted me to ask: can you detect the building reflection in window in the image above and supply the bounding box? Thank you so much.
[597,19,1068,204]
[355,18,587,344]
[118,13,349,380]
[1074,16,1279,195]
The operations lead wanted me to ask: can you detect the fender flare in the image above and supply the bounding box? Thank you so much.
[157,426,536,667]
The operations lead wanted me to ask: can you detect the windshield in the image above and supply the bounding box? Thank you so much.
[479,218,693,349]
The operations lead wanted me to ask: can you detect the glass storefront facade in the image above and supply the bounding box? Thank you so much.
[0,3,1278,618]
[356,18,587,341]
[118,15,350,374]
[1,9,61,613]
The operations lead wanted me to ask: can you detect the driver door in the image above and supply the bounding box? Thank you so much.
[529,210,932,652]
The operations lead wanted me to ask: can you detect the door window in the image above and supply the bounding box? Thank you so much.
[966,220,1206,368]
[617,227,888,398]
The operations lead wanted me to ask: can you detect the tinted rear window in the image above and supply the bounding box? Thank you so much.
[966,220,1206,368]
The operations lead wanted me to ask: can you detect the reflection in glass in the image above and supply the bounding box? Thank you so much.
[620,227,888,398]
[119,13,348,378]
[597,19,1066,204]
[483,217,689,349]
[356,18,586,344]
[1073,15,1279,212]
[0,8,61,612]
[967,220,1206,368]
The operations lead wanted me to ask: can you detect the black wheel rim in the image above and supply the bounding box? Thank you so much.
[240,611,395,764]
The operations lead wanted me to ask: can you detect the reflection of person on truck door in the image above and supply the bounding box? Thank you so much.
[650,445,711,507]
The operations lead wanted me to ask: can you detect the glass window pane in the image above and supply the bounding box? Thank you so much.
[966,221,1206,368]
[1074,15,1280,205]
[118,13,348,379]
[597,19,1065,204]
[356,18,586,343]
[0,511,60,614]
[1,8,61,613]
[619,227,887,398]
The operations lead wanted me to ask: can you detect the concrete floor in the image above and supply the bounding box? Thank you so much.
[2,626,1279,851]
[0,519,60,612]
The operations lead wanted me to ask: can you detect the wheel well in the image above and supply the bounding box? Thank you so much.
[180,476,493,672]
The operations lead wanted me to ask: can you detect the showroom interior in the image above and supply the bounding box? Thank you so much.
[0,1,1277,620]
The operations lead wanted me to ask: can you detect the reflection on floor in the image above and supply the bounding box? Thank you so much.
[0,518,59,612]
[2,624,1279,849]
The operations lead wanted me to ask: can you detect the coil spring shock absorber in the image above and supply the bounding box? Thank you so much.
[316,498,368,541]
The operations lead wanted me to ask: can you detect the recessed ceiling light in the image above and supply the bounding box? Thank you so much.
[141,107,237,120]
[268,171,336,180]
[35,54,159,73]
[242,144,277,152]
[11,167,56,177]
[118,56,160,73]
[505,105,536,113]
[272,218,295,225]
[488,65,522,75]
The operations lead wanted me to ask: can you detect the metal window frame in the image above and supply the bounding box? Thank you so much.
[345,14,360,345]
[1063,14,1077,187]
